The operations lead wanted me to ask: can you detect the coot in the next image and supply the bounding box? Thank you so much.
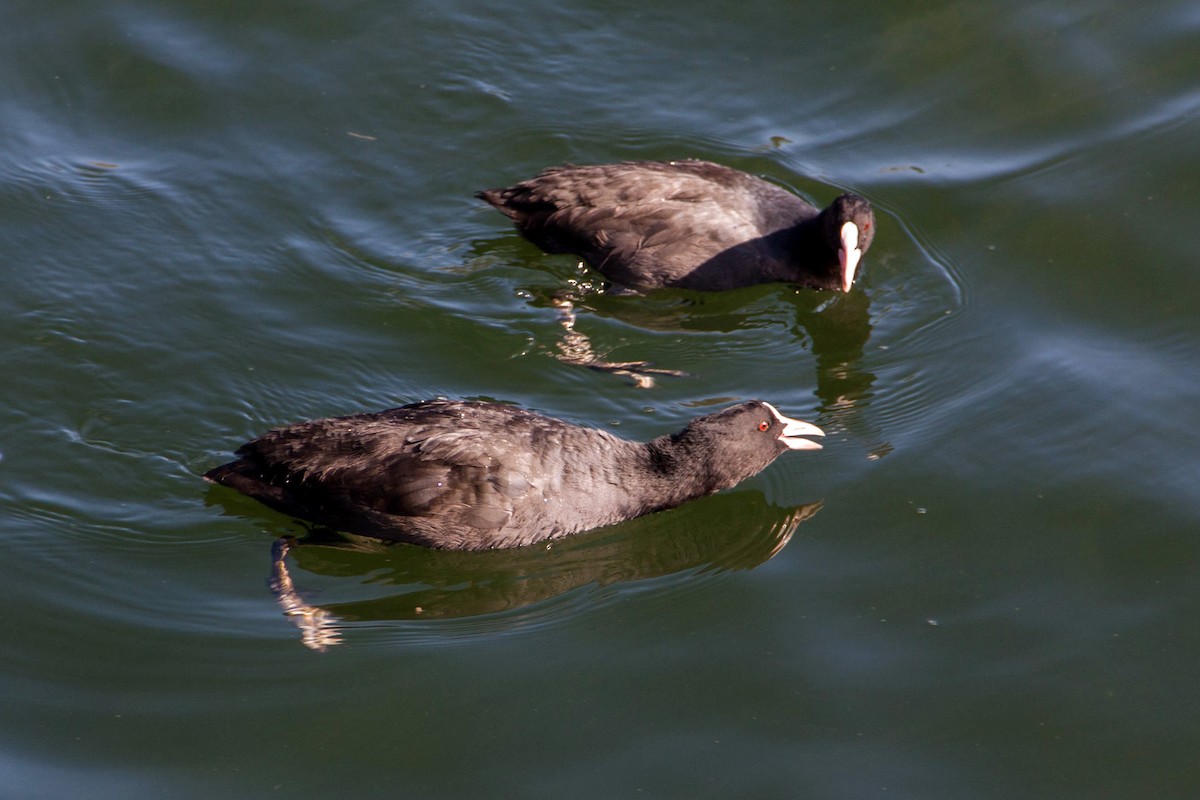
[205,399,824,550]
[478,159,875,292]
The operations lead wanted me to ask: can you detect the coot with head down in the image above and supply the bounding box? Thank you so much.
[478,159,875,293]
[205,399,824,550]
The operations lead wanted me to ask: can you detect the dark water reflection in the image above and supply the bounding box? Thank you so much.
[219,491,820,647]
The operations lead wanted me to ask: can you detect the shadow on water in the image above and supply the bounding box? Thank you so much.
[207,488,821,650]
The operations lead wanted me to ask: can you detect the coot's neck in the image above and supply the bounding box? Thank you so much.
[772,212,840,289]
[637,432,729,508]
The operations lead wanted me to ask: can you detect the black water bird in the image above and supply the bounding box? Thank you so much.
[478,159,875,292]
[205,399,824,550]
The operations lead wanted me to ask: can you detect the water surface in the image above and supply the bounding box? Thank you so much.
[2,1,1199,797]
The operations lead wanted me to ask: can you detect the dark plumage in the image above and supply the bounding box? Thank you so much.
[204,399,824,550]
[477,159,875,292]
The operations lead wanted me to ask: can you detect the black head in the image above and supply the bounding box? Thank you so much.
[822,194,876,292]
[678,401,825,491]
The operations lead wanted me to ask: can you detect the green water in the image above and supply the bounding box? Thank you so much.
[2,1,1199,797]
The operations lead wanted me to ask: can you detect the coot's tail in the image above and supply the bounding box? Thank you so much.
[204,459,289,508]
[475,187,529,222]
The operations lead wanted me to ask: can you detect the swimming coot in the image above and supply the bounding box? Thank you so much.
[205,399,824,550]
[478,159,875,292]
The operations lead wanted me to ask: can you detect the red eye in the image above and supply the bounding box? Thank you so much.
[758,421,770,432]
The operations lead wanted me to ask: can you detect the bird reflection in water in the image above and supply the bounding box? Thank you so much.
[551,295,687,389]
[269,537,342,652]
[266,495,821,650]
[799,289,893,461]
[515,278,892,458]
